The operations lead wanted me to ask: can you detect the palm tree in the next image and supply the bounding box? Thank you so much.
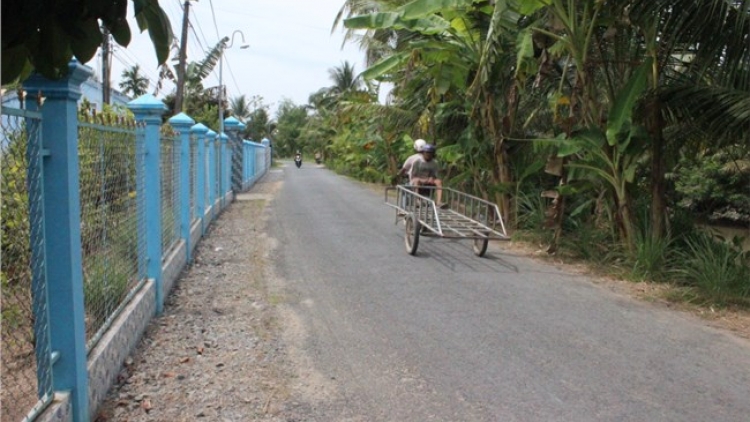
[229,95,252,121]
[327,61,365,98]
[118,64,150,98]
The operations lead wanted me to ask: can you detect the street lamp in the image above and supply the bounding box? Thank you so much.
[218,30,249,135]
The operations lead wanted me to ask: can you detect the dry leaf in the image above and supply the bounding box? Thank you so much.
[142,398,153,412]
[180,357,190,364]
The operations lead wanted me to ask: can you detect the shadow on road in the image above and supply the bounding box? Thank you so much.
[390,233,520,274]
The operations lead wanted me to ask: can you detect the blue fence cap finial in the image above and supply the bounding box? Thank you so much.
[206,129,217,138]
[224,116,241,130]
[128,94,167,116]
[169,112,195,127]
[190,123,209,133]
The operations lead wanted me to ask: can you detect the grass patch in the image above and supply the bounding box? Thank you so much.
[629,227,677,283]
[674,232,750,305]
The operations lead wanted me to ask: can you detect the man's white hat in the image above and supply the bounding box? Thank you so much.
[414,138,427,152]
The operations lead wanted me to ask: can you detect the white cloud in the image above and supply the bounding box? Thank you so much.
[104,0,367,112]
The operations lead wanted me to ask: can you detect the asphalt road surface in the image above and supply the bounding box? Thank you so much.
[267,161,750,422]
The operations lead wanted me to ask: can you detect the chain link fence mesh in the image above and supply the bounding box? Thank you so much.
[190,134,197,222]
[160,130,181,255]
[2,107,53,421]
[214,140,222,201]
[78,113,145,347]
[231,137,243,193]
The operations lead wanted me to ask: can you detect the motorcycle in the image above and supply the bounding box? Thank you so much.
[294,154,302,168]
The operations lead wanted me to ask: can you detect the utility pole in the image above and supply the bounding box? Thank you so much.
[218,46,225,135]
[174,0,192,112]
[102,28,111,105]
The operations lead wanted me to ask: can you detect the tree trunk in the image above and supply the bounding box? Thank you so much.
[647,98,667,239]
[547,166,568,254]
[493,143,512,223]
[617,192,636,253]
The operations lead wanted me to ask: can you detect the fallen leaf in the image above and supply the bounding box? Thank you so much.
[180,357,190,364]
[142,398,153,412]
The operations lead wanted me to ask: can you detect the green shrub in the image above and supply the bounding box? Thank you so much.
[674,148,750,225]
[627,207,682,282]
[676,232,750,304]
[514,190,547,231]
[630,228,676,282]
[83,252,132,330]
[559,219,623,265]
[111,215,141,272]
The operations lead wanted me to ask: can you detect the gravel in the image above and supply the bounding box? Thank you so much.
[96,172,303,421]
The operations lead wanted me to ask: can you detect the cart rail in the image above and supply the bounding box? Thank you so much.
[385,185,509,241]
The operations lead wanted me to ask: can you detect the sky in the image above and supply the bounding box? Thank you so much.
[102,0,368,113]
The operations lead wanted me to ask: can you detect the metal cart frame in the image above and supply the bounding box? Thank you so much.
[385,185,510,256]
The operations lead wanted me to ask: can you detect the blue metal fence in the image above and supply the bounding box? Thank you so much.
[160,130,181,256]
[77,115,146,350]
[0,62,270,422]
[1,105,54,422]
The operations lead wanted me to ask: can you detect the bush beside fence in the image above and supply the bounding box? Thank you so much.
[0,61,271,422]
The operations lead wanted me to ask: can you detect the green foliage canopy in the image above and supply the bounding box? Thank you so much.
[1,0,172,83]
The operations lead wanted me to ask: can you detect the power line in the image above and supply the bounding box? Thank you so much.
[223,56,243,97]
[206,0,223,87]
[188,21,208,62]
[111,52,161,93]
[113,47,161,82]
[208,0,222,41]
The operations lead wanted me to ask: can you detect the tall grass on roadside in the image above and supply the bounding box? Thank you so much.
[512,190,555,245]
[559,219,623,265]
[515,190,547,231]
[676,232,750,304]
[629,214,678,282]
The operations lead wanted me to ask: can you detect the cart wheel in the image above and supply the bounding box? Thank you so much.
[404,214,421,255]
[473,235,489,257]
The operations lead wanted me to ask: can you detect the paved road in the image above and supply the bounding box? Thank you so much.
[267,162,750,421]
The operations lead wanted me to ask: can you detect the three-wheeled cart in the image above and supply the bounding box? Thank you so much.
[385,185,510,256]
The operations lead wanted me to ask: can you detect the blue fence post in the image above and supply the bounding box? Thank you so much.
[247,141,255,182]
[237,121,246,189]
[248,143,256,184]
[128,95,167,315]
[219,132,229,207]
[224,117,240,193]
[168,113,195,262]
[206,130,217,219]
[24,61,91,422]
[247,142,253,186]
[262,138,271,174]
[190,124,208,233]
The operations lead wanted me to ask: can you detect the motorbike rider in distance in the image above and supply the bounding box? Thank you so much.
[294,150,302,168]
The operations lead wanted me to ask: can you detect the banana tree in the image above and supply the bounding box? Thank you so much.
[345,0,525,215]
[555,58,652,251]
